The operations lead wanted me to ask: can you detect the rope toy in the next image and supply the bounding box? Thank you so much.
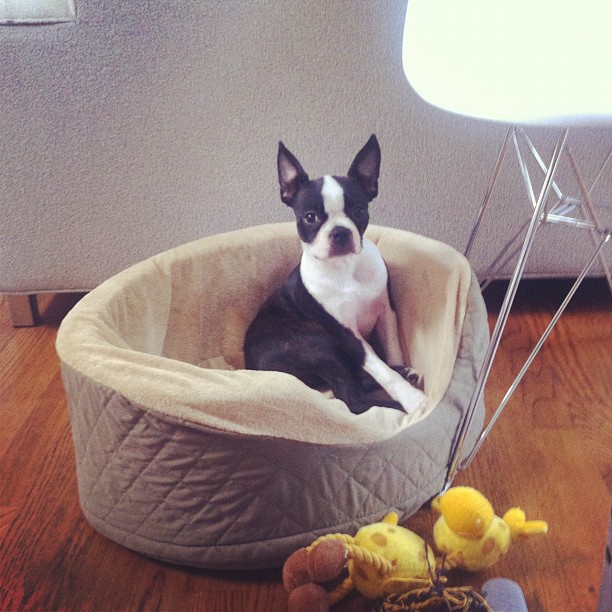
[375,581,491,611]
[373,550,492,612]
[283,512,439,611]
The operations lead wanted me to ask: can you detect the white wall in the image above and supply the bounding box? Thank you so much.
[1,0,611,293]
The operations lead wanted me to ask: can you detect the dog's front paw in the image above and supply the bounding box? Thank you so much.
[394,383,428,415]
[390,365,423,389]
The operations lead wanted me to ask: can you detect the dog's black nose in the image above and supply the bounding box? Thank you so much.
[330,226,351,246]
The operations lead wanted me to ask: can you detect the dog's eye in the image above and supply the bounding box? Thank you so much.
[303,212,319,225]
[354,207,368,218]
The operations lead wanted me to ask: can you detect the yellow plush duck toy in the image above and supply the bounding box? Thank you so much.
[432,486,548,571]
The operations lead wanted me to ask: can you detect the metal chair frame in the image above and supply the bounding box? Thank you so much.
[444,125,612,489]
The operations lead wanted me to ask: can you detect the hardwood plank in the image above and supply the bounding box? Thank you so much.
[0,282,610,612]
[0,330,60,457]
[0,506,19,542]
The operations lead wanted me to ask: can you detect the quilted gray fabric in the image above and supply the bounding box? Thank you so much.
[60,273,487,570]
[58,225,488,569]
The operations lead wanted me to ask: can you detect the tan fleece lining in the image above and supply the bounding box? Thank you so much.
[56,223,472,445]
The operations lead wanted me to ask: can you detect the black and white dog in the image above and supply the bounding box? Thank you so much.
[244,135,427,415]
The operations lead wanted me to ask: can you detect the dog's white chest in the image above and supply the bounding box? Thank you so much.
[300,238,388,337]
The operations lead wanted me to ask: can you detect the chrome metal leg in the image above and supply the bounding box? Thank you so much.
[445,126,611,490]
[445,129,568,489]
[462,230,610,468]
[566,147,612,297]
[465,125,514,259]
[479,220,531,291]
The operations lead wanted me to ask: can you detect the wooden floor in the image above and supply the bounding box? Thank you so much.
[0,281,610,612]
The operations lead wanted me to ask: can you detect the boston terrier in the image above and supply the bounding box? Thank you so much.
[243,135,427,415]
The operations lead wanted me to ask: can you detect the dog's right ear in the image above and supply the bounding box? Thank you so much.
[278,142,309,206]
[348,134,381,201]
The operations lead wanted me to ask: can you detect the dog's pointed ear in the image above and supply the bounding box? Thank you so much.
[348,134,381,200]
[278,141,309,206]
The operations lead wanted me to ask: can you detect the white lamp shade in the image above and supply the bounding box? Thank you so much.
[402,0,612,125]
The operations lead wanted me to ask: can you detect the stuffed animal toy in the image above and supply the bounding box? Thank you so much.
[432,486,548,571]
[282,512,436,611]
[283,489,548,610]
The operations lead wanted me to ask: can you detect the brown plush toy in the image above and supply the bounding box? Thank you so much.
[283,540,349,612]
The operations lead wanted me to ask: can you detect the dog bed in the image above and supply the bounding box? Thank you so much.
[56,223,489,570]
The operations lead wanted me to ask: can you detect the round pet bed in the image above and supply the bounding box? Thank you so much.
[56,223,488,570]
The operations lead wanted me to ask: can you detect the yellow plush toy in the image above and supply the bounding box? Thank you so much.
[432,486,548,571]
[349,511,436,598]
[283,512,437,611]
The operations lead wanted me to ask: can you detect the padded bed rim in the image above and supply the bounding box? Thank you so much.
[56,224,479,446]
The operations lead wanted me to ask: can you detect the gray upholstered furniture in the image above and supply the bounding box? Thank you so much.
[2,1,610,326]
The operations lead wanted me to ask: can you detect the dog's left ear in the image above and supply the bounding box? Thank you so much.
[348,134,381,200]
